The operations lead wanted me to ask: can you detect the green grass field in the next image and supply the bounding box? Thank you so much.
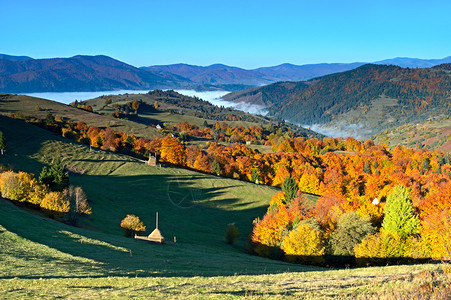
[0,115,450,298]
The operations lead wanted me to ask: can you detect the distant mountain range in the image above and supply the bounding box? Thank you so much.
[374,56,451,68]
[225,63,451,138]
[0,54,450,93]
[0,55,185,93]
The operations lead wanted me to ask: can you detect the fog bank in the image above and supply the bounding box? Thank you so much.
[303,123,373,140]
[175,90,268,115]
[23,90,152,104]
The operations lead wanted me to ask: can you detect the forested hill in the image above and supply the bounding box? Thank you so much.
[226,64,451,137]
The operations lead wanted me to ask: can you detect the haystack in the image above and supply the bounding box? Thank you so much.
[134,212,165,244]
[147,228,165,243]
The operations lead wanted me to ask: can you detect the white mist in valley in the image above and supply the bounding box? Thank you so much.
[21,89,268,116]
[302,123,373,140]
[23,90,152,104]
[175,90,268,115]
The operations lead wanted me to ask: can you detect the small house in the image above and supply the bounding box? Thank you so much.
[148,154,158,167]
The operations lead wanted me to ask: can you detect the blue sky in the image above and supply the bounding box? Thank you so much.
[1,0,450,68]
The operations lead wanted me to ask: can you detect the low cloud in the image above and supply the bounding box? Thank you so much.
[302,123,373,140]
[23,90,152,104]
[176,90,268,115]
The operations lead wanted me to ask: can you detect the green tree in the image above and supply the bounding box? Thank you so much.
[330,212,376,256]
[422,158,430,170]
[45,112,55,126]
[39,159,69,191]
[212,158,221,176]
[282,176,297,202]
[0,131,6,155]
[38,166,53,187]
[363,162,371,174]
[251,168,260,183]
[382,185,420,239]
[225,223,239,245]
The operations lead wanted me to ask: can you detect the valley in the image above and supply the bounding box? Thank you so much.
[1,105,449,299]
[1,56,451,299]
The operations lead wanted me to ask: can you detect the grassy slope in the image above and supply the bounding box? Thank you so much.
[0,116,449,298]
[85,92,264,128]
[373,116,451,152]
[0,94,162,139]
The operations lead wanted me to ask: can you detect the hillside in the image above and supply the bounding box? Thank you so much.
[226,64,451,138]
[373,115,451,152]
[1,113,449,298]
[82,89,322,139]
[0,94,162,140]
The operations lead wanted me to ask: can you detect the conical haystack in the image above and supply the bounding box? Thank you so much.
[148,228,165,243]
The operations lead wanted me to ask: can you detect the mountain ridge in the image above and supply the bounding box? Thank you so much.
[225,63,451,138]
[1,53,450,93]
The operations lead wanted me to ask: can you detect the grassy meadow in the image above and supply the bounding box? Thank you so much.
[0,114,450,298]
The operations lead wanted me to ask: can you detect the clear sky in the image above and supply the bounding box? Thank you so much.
[1,0,450,69]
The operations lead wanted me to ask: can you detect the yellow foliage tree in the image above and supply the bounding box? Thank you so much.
[354,230,416,265]
[418,210,451,259]
[40,191,70,215]
[120,214,146,237]
[0,171,36,202]
[298,173,320,195]
[251,206,290,247]
[269,191,286,210]
[281,223,325,263]
[160,136,186,166]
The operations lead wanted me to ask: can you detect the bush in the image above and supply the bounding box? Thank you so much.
[0,171,36,203]
[281,223,325,264]
[329,212,376,256]
[40,191,70,218]
[120,214,146,237]
[354,230,417,266]
[225,223,239,245]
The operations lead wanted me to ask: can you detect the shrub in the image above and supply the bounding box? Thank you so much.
[225,223,239,245]
[120,214,146,237]
[281,223,325,264]
[330,212,376,256]
[40,191,70,217]
[354,230,417,266]
[0,171,35,202]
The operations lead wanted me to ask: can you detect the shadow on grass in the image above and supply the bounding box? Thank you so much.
[249,241,435,269]
[0,172,322,280]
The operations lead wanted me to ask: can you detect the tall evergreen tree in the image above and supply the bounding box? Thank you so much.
[382,185,420,239]
[282,176,298,202]
[0,131,6,155]
[251,168,260,183]
[212,158,221,176]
